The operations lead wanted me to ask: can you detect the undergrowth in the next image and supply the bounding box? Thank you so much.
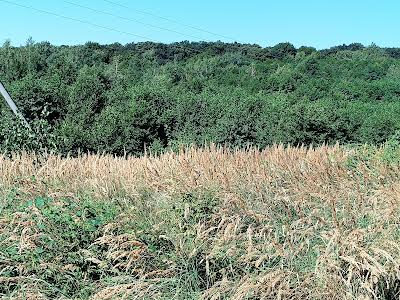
[0,145,399,299]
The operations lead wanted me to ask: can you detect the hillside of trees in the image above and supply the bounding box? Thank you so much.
[1,39,400,155]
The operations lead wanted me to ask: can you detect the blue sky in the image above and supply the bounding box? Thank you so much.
[0,0,398,49]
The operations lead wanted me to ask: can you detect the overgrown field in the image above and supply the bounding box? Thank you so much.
[1,145,400,299]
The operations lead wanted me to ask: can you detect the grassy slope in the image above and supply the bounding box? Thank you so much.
[0,145,400,299]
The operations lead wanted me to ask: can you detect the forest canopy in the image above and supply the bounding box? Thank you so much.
[1,40,400,154]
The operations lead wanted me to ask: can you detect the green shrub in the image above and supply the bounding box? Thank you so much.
[1,40,400,154]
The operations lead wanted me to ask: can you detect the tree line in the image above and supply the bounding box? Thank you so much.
[1,39,400,154]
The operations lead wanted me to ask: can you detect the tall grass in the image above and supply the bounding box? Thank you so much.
[0,144,400,299]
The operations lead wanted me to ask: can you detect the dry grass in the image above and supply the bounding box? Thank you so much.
[0,144,400,299]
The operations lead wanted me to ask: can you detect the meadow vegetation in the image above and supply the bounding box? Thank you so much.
[0,144,400,299]
[2,40,400,299]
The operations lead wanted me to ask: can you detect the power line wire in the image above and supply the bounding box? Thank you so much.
[0,0,158,42]
[0,0,225,55]
[63,0,207,41]
[101,0,237,42]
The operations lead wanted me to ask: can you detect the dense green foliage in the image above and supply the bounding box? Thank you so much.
[1,39,400,154]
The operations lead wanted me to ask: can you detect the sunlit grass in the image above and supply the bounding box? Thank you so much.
[0,144,400,299]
